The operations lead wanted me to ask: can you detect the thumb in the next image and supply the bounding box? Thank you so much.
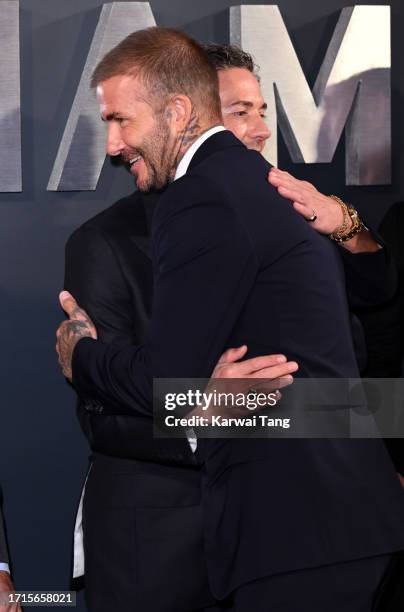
[218,345,248,365]
[267,171,280,186]
[59,291,78,318]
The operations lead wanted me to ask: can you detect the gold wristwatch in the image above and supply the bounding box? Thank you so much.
[328,195,366,243]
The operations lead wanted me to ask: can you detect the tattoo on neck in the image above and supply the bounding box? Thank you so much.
[175,112,202,165]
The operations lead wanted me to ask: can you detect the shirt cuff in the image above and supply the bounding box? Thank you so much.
[0,563,10,573]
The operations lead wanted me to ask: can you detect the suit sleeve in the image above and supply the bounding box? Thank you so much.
[65,224,139,434]
[65,226,141,444]
[72,175,258,416]
[338,235,397,311]
[357,205,404,474]
[65,226,138,347]
[356,210,403,378]
[66,224,198,463]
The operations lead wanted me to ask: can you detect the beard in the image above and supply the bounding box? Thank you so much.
[124,114,178,193]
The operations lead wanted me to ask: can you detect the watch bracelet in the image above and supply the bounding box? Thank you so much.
[328,195,351,240]
[328,195,365,242]
[332,207,366,243]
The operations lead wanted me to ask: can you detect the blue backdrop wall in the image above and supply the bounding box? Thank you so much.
[1,1,403,610]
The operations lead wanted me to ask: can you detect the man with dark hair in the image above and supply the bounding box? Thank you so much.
[59,29,403,612]
[203,42,388,256]
[204,43,256,73]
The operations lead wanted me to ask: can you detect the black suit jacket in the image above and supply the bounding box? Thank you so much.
[361,200,404,379]
[65,192,197,466]
[71,131,404,596]
[360,201,404,475]
[65,194,213,610]
[72,130,397,407]
[69,175,396,464]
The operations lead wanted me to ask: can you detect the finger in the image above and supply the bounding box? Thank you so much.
[236,354,290,375]
[273,168,312,188]
[269,167,286,176]
[292,201,309,213]
[279,174,315,191]
[249,374,295,391]
[217,345,248,365]
[270,168,294,181]
[56,320,70,338]
[56,322,67,339]
[270,176,307,196]
[60,291,91,324]
[269,170,306,192]
[268,170,294,188]
[59,291,78,316]
[247,361,299,379]
[270,169,316,193]
[71,307,90,322]
[292,201,317,221]
[277,185,308,205]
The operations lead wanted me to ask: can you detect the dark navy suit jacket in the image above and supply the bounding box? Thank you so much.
[72,131,404,596]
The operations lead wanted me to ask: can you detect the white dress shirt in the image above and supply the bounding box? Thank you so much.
[174,125,226,181]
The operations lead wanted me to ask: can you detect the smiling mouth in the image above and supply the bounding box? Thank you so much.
[129,155,142,166]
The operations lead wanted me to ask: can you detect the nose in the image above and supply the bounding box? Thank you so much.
[250,114,271,143]
[106,122,125,157]
[249,112,271,143]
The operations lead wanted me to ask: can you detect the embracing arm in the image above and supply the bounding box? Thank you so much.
[65,225,197,462]
[65,225,153,455]
[268,168,396,310]
[63,216,297,456]
[64,225,140,347]
[68,177,258,416]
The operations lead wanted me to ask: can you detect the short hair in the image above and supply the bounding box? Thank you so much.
[91,27,221,120]
[203,43,258,75]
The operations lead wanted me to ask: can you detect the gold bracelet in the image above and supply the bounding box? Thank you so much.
[328,195,352,240]
[328,196,365,243]
[332,206,366,243]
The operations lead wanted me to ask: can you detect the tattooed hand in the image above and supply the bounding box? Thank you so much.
[56,291,97,382]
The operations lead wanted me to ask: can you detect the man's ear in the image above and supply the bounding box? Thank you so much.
[166,94,193,131]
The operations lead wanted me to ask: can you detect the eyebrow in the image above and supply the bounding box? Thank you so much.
[228,100,268,110]
[101,112,124,122]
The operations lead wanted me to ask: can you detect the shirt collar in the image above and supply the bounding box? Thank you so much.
[174,125,226,181]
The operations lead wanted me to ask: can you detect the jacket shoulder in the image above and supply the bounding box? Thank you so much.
[81,192,145,233]
[66,191,152,248]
